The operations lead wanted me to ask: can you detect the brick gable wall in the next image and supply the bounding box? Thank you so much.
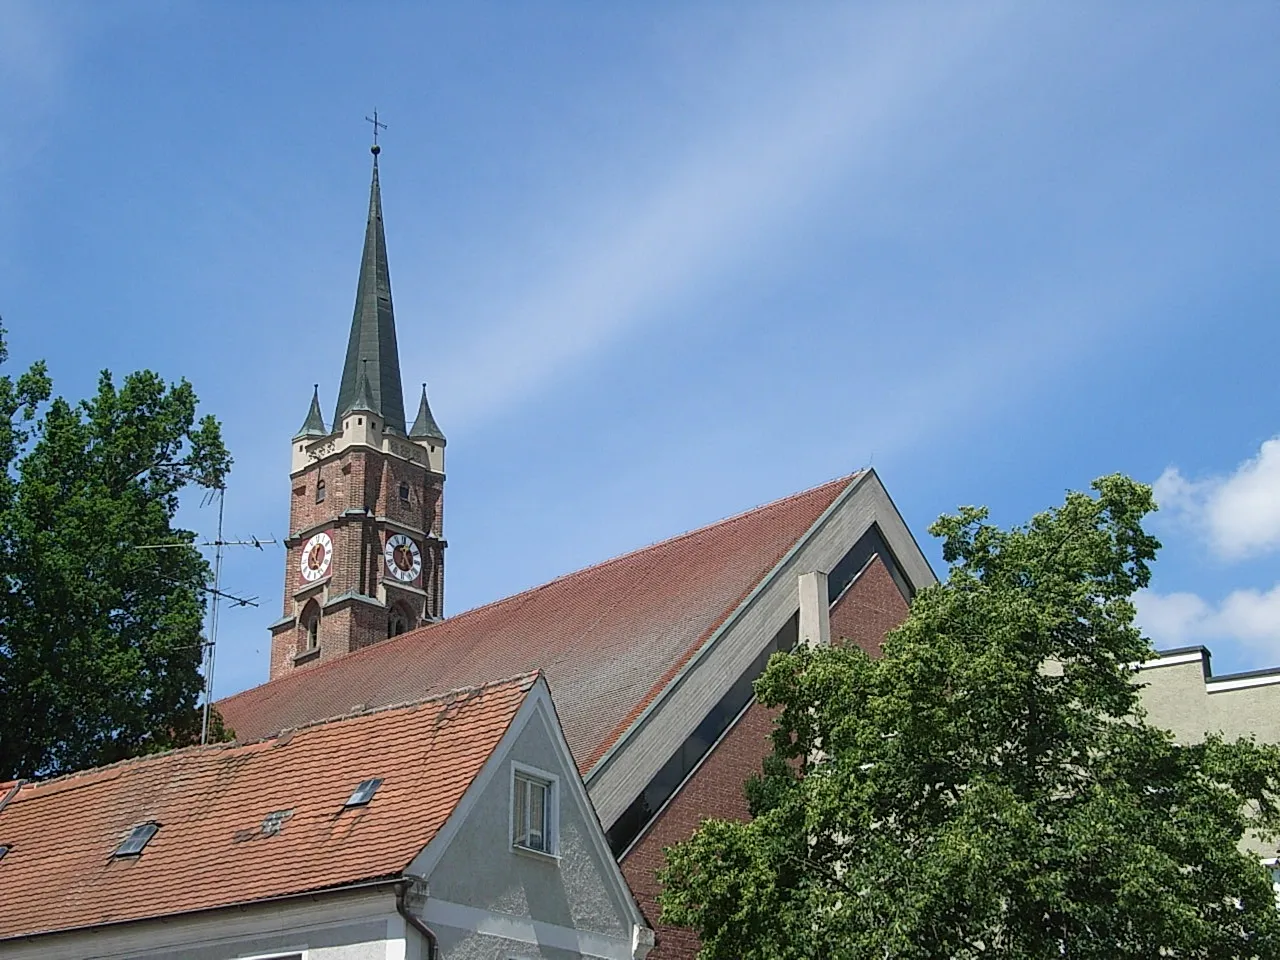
[830,555,909,655]
[620,700,777,960]
[619,554,909,959]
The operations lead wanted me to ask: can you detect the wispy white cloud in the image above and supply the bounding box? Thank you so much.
[1155,437,1280,560]
[425,5,1014,431]
[1137,584,1280,660]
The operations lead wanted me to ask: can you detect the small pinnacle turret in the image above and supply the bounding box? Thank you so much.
[408,383,446,444]
[344,363,379,416]
[295,385,327,439]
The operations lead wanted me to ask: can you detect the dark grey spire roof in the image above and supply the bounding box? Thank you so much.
[408,383,446,443]
[334,150,407,433]
[295,384,327,439]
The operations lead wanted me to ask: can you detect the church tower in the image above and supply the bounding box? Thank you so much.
[268,142,447,680]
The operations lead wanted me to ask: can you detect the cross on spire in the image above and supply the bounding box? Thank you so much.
[365,109,387,153]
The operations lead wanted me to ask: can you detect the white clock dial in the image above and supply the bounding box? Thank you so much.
[384,533,422,583]
[299,531,334,582]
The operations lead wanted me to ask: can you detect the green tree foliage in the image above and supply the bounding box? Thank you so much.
[0,327,233,780]
[661,476,1280,958]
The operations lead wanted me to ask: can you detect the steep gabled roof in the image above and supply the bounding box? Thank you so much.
[0,674,537,943]
[219,474,861,771]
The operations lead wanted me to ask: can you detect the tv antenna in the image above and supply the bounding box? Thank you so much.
[138,487,278,743]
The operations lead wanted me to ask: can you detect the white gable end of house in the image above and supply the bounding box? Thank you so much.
[406,679,653,960]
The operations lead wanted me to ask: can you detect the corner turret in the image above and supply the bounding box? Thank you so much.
[294,385,327,440]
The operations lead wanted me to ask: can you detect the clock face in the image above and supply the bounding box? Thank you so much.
[384,533,422,583]
[300,531,334,582]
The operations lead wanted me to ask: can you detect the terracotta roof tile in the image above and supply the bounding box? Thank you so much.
[219,475,858,771]
[0,673,538,943]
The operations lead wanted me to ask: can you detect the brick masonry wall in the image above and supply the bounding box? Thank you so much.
[830,554,909,656]
[270,441,446,679]
[621,701,778,960]
[620,555,910,959]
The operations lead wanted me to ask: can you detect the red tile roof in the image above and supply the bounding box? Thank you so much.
[0,673,537,943]
[220,474,859,771]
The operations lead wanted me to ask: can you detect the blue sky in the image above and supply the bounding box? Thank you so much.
[2,2,1278,701]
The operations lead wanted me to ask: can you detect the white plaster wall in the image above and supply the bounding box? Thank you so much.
[1137,655,1280,860]
[0,889,404,960]
[1139,659,1280,744]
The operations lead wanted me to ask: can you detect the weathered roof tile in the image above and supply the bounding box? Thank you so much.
[220,475,860,769]
[0,673,537,943]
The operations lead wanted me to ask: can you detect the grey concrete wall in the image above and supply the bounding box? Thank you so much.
[426,712,633,943]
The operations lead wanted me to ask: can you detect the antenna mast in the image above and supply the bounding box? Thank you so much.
[139,492,278,745]
[200,489,227,745]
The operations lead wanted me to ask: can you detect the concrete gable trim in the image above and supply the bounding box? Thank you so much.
[618,693,759,860]
[423,898,635,960]
[587,471,936,827]
[584,473,864,788]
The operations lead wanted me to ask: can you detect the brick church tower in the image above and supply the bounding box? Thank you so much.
[268,143,447,680]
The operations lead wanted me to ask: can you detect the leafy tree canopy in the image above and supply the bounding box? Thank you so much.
[0,326,232,780]
[661,475,1280,959]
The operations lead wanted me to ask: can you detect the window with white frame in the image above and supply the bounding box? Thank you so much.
[512,766,556,855]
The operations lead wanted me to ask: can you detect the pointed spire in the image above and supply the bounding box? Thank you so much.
[408,383,446,444]
[295,384,327,439]
[333,144,407,433]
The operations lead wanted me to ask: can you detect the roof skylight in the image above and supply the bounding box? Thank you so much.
[0,844,10,862]
[345,777,383,807]
[113,822,159,858]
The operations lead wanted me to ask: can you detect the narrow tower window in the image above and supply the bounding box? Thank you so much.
[398,481,410,503]
[299,600,321,654]
[315,479,326,504]
[388,607,409,638]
